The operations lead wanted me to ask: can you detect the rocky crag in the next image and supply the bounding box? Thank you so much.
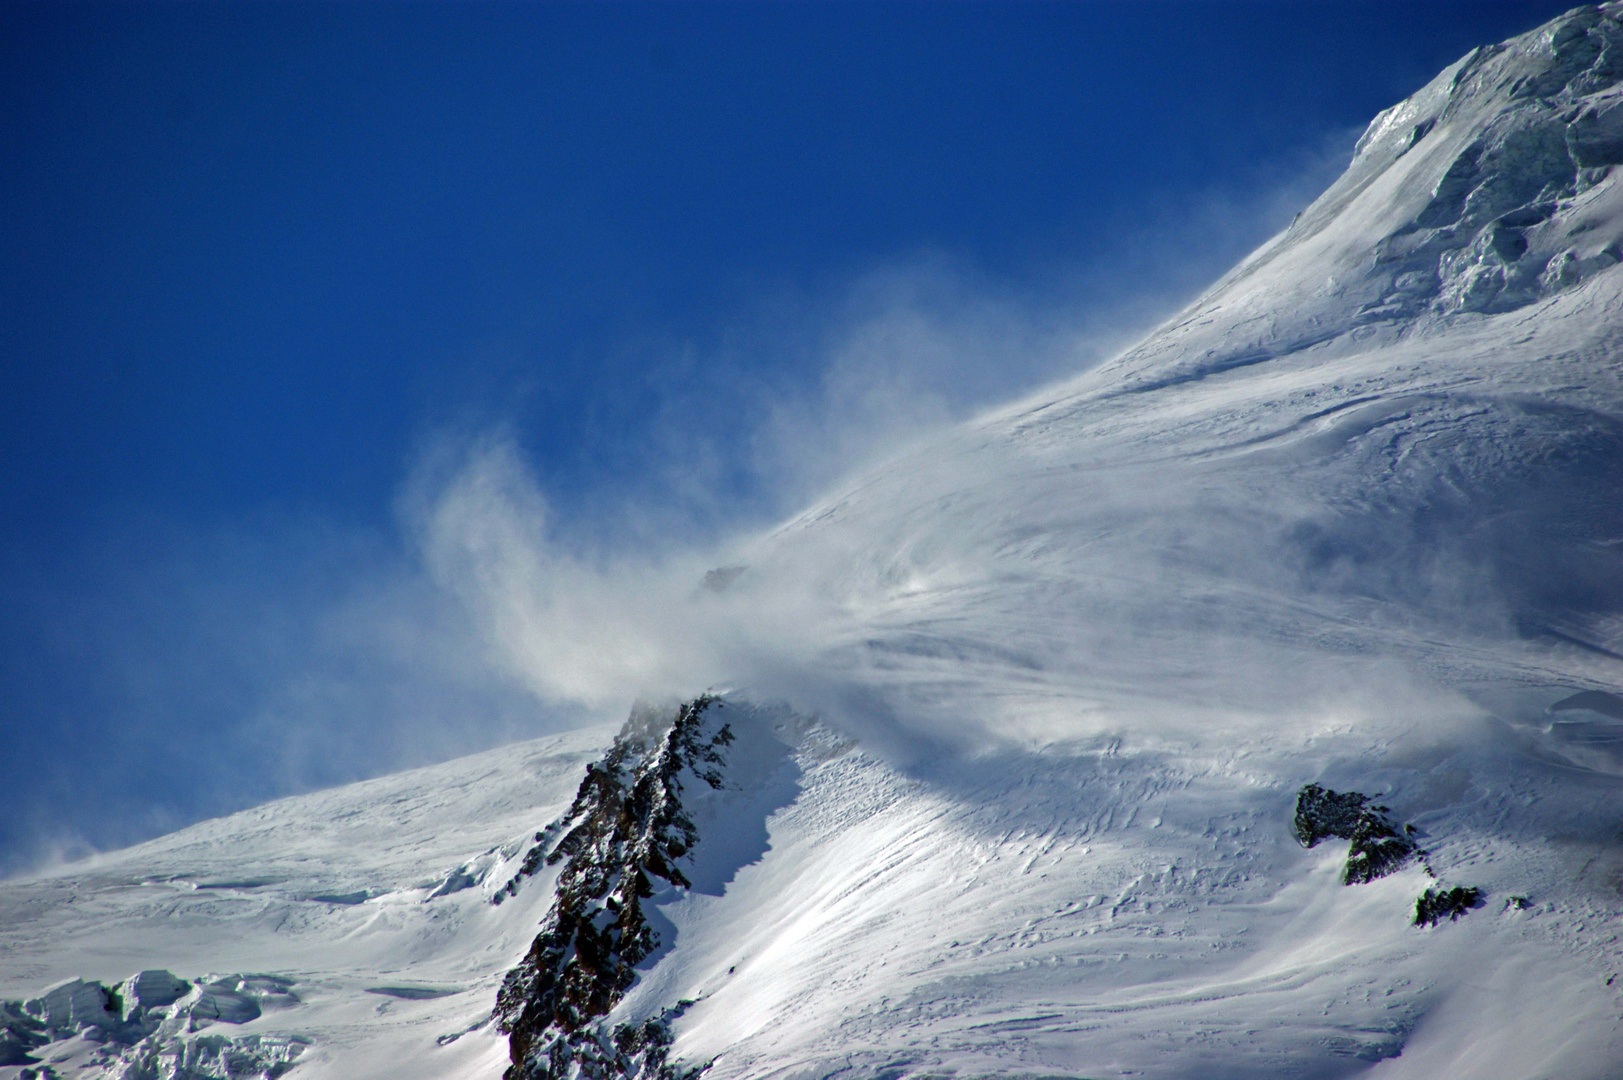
[1292,783,1417,884]
[1414,885,1485,926]
[1293,783,1492,928]
[494,696,736,1080]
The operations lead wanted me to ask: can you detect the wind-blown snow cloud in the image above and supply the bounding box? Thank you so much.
[402,281,1115,724]
[1,135,1358,877]
[404,134,1367,735]
[410,434,724,709]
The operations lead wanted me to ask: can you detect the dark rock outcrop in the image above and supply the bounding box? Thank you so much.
[1292,784,1416,885]
[495,696,734,1080]
[493,821,568,905]
[1414,885,1484,926]
[507,1002,698,1080]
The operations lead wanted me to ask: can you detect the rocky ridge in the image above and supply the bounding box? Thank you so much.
[1414,885,1486,926]
[494,696,736,1080]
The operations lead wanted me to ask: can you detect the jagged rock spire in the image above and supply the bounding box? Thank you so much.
[496,696,734,1080]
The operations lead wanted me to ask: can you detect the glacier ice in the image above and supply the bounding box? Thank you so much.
[1,971,305,1080]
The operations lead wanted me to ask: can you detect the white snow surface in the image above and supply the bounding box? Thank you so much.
[8,7,1623,1079]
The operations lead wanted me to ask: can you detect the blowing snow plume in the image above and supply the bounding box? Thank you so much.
[412,436,728,712]
[399,141,1358,750]
[703,4,1623,756]
[412,5,1623,757]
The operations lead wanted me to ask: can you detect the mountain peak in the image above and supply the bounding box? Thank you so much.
[1091,2,1623,397]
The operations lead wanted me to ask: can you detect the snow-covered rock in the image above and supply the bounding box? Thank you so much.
[495,696,745,1080]
[1292,784,1418,884]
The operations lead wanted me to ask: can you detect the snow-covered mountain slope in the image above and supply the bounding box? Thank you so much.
[727,2,1623,741]
[8,6,1623,1079]
[0,729,615,1078]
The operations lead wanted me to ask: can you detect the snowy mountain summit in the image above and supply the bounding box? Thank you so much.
[7,7,1623,1080]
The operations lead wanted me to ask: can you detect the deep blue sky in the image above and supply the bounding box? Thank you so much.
[0,2,1577,873]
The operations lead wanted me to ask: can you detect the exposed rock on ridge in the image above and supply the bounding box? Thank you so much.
[495,696,735,1080]
[1414,885,1485,926]
[1292,784,1416,884]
